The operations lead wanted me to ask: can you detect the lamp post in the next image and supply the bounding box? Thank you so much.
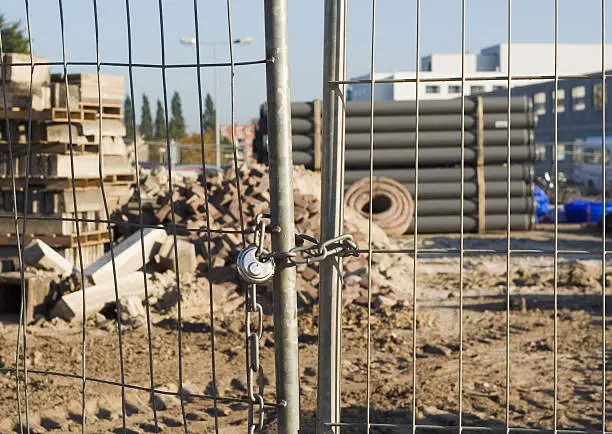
[180,36,252,171]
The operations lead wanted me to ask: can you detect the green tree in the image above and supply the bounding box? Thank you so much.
[154,99,166,140]
[0,15,29,53]
[202,93,216,138]
[169,91,186,140]
[140,94,153,140]
[123,96,135,139]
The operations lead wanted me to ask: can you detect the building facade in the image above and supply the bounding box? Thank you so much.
[349,43,612,103]
[486,71,612,181]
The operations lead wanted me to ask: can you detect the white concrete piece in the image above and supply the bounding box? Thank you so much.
[50,272,151,322]
[23,239,75,276]
[84,228,167,285]
[154,237,196,273]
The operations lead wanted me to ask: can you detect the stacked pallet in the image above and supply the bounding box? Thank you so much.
[254,97,537,234]
[0,53,134,266]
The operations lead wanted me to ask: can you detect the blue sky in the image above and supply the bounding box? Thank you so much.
[3,1,612,132]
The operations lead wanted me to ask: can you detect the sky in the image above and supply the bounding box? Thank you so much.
[3,1,612,133]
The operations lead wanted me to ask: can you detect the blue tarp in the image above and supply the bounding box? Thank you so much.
[564,200,612,223]
[534,185,550,222]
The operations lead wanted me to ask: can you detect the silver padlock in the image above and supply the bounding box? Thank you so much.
[237,244,275,285]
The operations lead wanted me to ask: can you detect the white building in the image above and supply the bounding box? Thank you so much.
[349,43,612,101]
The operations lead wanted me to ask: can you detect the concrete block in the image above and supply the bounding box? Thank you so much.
[0,211,104,235]
[0,83,51,110]
[0,153,134,178]
[23,239,75,276]
[1,53,51,86]
[61,73,124,104]
[84,228,167,285]
[45,124,89,144]
[81,119,126,137]
[51,82,80,109]
[154,237,197,273]
[50,272,151,322]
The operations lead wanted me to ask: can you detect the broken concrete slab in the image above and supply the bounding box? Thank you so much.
[153,237,197,274]
[23,239,74,276]
[50,272,152,322]
[84,227,167,285]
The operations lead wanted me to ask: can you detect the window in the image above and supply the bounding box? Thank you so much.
[448,85,461,94]
[493,85,505,91]
[572,86,586,111]
[552,88,565,113]
[593,83,608,109]
[425,85,440,94]
[557,143,566,161]
[535,144,547,161]
[470,85,485,94]
[583,148,602,164]
[533,92,546,116]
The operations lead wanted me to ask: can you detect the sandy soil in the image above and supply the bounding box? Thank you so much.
[0,228,611,433]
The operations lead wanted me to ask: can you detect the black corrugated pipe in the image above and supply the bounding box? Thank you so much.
[406,214,535,233]
[291,129,533,151]
[291,145,535,169]
[343,165,534,184]
[260,96,532,118]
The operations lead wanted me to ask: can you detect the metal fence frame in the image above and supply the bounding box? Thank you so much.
[0,0,298,433]
[317,0,608,433]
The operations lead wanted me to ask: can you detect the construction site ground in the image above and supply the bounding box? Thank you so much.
[0,226,611,433]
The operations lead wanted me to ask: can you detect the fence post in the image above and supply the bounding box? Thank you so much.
[317,0,347,432]
[263,1,301,433]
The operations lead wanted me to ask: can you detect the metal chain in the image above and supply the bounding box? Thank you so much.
[240,213,358,432]
[246,282,265,433]
[252,213,359,266]
[245,215,267,433]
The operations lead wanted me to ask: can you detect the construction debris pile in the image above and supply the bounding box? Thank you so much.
[0,53,134,267]
[47,162,411,323]
[254,97,537,234]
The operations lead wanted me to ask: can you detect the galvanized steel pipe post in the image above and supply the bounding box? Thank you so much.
[263,1,300,433]
[317,0,347,432]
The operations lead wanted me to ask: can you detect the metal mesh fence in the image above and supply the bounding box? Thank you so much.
[0,1,290,433]
[317,0,612,433]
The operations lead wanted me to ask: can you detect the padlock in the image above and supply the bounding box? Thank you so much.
[237,244,275,285]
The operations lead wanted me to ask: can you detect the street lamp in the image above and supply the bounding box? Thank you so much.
[180,35,252,171]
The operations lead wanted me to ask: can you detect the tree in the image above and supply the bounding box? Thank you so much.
[202,93,216,138]
[140,94,153,140]
[169,91,186,140]
[0,15,29,53]
[123,96,135,139]
[154,99,167,140]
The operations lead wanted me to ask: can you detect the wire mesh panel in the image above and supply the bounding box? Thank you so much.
[0,0,299,433]
[316,1,612,433]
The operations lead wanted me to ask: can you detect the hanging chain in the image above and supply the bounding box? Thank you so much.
[246,281,265,433]
[245,214,268,433]
[240,213,358,432]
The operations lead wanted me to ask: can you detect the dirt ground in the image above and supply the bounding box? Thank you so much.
[1,226,612,433]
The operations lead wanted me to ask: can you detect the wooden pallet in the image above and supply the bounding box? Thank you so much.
[0,106,122,122]
[0,271,55,322]
[0,229,110,248]
[0,173,137,189]
[0,140,99,154]
[80,102,122,118]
